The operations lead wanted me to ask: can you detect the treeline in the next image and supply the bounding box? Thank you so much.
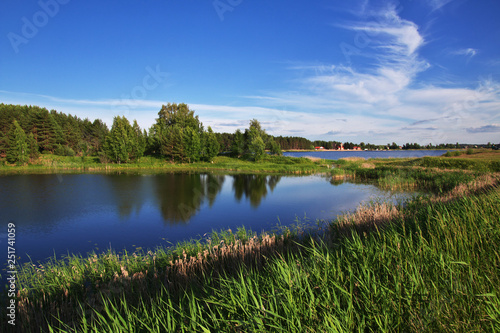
[0,103,491,165]
[0,103,281,165]
[0,104,108,164]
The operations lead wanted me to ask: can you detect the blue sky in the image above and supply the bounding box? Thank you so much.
[1,0,499,144]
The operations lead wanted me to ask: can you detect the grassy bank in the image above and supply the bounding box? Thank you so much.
[2,152,500,332]
[329,150,500,192]
[0,154,330,175]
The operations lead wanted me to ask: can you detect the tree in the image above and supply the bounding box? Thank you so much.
[152,103,204,162]
[249,135,265,161]
[27,132,39,160]
[268,139,282,156]
[231,129,245,157]
[6,120,29,165]
[131,120,146,161]
[102,116,137,164]
[183,126,201,163]
[203,126,220,161]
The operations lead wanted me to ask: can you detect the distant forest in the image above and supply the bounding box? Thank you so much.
[0,103,486,165]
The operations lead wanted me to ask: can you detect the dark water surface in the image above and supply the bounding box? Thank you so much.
[0,172,412,265]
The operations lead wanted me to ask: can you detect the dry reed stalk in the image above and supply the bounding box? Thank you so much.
[304,156,322,163]
[361,162,376,169]
[15,232,294,332]
[339,157,366,162]
[432,173,500,203]
[333,203,402,239]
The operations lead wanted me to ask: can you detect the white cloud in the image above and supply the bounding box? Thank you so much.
[451,48,478,59]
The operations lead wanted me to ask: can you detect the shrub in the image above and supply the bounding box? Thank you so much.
[54,144,76,157]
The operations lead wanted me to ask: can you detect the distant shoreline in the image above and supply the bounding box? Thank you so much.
[283,148,455,152]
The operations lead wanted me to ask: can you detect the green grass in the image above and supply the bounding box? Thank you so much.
[0,154,329,175]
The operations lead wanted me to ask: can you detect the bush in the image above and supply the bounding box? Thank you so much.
[443,151,462,157]
[54,145,76,157]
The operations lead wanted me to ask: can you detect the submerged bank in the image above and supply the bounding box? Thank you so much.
[2,154,500,332]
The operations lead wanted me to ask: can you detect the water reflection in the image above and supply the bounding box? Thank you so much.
[0,172,416,266]
[0,172,408,231]
[105,174,149,218]
[154,173,225,223]
[232,175,281,208]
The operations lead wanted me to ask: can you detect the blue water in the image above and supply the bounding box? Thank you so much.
[0,173,413,266]
[284,150,451,160]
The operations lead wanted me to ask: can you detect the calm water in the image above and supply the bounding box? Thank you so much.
[284,149,451,159]
[0,172,412,266]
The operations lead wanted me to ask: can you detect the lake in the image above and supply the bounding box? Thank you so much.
[284,149,451,159]
[0,172,413,267]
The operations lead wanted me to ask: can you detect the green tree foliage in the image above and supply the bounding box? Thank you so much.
[274,136,313,150]
[244,119,267,160]
[183,126,201,163]
[0,104,108,159]
[131,120,146,160]
[27,132,40,160]
[249,135,265,161]
[268,139,282,156]
[231,129,245,157]
[151,103,205,162]
[203,126,220,161]
[102,116,145,164]
[6,120,29,165]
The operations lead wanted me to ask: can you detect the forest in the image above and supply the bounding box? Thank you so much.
[0,103,280,165]
[0,103,475,165]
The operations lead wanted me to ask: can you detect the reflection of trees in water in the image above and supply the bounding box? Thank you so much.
[232,175,281,208]
[154,173,225,224]
[105,173,149,218]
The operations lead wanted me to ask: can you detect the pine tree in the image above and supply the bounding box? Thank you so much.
[27,132,39,160]
[131,120,146,161]
[6,120,29,165]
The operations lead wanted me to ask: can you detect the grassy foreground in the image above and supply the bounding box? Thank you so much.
[2,153,500,332]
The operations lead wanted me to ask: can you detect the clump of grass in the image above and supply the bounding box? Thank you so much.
[443,150,463,157]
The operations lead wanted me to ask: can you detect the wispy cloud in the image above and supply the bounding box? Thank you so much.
[451,48,478,59]
[466,125,500,133]
[427,0,455,11]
